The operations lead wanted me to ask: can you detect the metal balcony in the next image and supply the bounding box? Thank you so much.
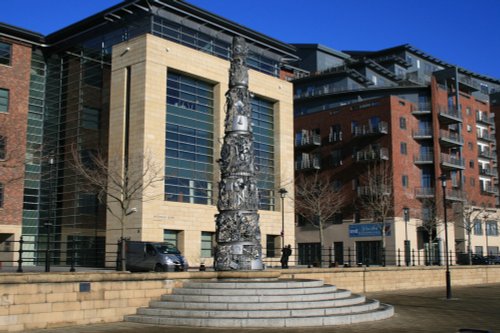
[446,189,467,202]
[355,148,389,162]
[481,185,499,196]
[413,153,434,165]
[412,128,433,140]
[477,131,496,143]
[478,149,493,159]
[411,103,432,115]
[295,131,321,149]
[479,168,498,177]
[352,122,388,138]
[439,130,464,147]
[476,114,495,126]
[438,106,462,124]
[295,155,321,171]
[440,153,465,170]
[415,187,435,199]
[357,185,391,197]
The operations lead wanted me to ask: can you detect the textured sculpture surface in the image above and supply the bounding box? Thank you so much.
[214,37,263,271]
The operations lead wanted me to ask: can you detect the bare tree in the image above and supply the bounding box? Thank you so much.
[417,196,445,265]
[454,202,482,265]
[356,160,393,264]
[71,146,164,270]
[294,172,345,263]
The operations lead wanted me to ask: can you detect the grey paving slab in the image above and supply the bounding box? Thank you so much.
[27,283,500,333]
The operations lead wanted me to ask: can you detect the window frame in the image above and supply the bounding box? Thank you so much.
[200,231,214,258]
[0,42,11,66]
[0,88,9,113]
[0,135,5,160]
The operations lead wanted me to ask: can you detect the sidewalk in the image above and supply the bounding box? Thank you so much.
[28,283,500,333]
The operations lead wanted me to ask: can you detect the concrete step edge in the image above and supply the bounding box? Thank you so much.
[126,304,394,327]
[150,294,366,310]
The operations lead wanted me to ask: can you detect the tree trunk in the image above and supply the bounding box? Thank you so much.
[318,220,324,267]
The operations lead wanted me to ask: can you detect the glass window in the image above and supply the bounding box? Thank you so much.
[166,72,214,205]
[201,231,214,257]
[0,42,11,66]
[164,229,180,248]
[78,193,97,215]
[402,175,408,188]
[399,117,407,129]
[82,107,100,129]
[473,220,483,235]
[0,89,9,112]
[486,221,498,236]
[251,96,275,211]
[0,183,3,208]
[266,234,278,258]
[0,136,5,160]
[475,246,483,255]
[400,142,407,155]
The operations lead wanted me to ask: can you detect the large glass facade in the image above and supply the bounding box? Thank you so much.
[251,96,275,211]
[165,72,214,205]
[152,16,279,77]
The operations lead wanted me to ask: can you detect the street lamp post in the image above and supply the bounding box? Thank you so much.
[403,207,410,266]
[439,174,452,299]
[278,188,288,248]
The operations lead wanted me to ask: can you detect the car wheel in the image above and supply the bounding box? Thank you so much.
[154,264,165,272]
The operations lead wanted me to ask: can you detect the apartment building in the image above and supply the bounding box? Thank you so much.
[0,0,297,268]
[293,44,500,266]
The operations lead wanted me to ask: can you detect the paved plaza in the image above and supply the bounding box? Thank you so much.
[28,283,500,333]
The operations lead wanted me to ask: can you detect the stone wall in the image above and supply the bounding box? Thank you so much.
[1,267,499,331]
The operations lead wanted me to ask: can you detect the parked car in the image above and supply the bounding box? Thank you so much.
[125,241,189,272]
[457,253,490,265]
[486,255,500,265]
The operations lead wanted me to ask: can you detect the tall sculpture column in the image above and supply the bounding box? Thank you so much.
[214,37,263,271]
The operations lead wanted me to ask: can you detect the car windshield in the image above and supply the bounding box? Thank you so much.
[156,244,180,254]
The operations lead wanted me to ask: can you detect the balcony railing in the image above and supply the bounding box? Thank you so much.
[480,168,498,177]
[355,148,389,162]
[415,187,435,198]
[440,153,465,170]
[295,154,321,171]
[412,128,433,140]
[477,131,496,143]
[476,114,495,126]
[357,185,391,197]
[295,131,321,148]
[446,188,467,202]
[411,103,432,115]
[352,122,389,138]
[481,185,499,196]
[439,130,464,147]
[438,106,462,124]
[413,152,434,164]
[478,149,494,159]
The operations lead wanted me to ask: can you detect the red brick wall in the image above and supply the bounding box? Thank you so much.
[0,38,32,226]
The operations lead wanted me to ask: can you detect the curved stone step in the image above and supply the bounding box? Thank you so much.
[161,288,351,303]
[137,299,380,318]
[172,284,337,296]
[126,303,394,327]
[183,279,324,289]
[150,294,366,311]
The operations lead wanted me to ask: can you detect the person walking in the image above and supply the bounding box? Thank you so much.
[280,244,292,269]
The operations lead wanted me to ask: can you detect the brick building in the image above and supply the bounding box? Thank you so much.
[0,25,43,265]
[0,0,298,268]
[293,44,500,266]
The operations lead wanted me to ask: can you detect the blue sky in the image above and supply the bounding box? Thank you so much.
[2,0,499,79]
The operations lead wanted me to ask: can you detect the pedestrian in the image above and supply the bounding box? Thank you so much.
[280,244,292,269]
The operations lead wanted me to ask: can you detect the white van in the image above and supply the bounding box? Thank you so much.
[125,241,189,272]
